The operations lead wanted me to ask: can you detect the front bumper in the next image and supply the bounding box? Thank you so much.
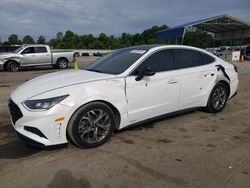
[229,90,237,100]
[9,99,70,146]
[15,130,45,147]
[0,63,4,70]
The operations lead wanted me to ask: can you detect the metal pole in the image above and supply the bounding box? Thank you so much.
[181,28,186,45]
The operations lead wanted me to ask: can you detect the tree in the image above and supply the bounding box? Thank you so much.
[183,31,213,48]
[23,35,35,44]
[37,36,46,44]
[98,33,109,47]
[8,34,18,44]
[13,24,176,49]
[141,25,168,44]
[56,32,63,41]
[64,30,75,42]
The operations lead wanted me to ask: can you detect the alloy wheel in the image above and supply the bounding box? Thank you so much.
[211,87,227,110]
[10,63,19,72]
[78,109,111,144]
[58,60,67,68]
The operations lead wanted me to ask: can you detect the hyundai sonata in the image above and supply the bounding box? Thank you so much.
[9,45,238,148]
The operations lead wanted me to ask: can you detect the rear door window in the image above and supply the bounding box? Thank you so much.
[201,53,215,64]
[175,49,212,69]
[174,49,193,69]
[189,50,203,66]
[36,47,47,53]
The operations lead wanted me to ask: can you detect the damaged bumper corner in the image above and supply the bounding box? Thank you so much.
[229,90,237,100]
[0,59,5,70]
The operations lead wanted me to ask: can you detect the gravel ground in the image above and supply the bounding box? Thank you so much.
[0,57,250,188]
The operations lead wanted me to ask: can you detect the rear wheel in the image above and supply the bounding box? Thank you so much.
[6,61,20,72]
[67,102,116,148]
[206,83,229,113]
[56,58,68,69]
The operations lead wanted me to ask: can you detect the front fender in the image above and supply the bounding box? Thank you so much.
[1,55,22,65]
[28,79,127,141]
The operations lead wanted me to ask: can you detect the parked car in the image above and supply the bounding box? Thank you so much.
[241,46,250,61]
[9,45,238,148]
[82,52,90,56]
[73,52,80,58]
[93,52,103,57]
[0,45,75,72]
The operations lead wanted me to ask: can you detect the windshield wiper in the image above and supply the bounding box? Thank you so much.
[85,68,103,73]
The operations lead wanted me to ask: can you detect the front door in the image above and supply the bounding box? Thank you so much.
[21,47,38,65]
[125,49,180,122]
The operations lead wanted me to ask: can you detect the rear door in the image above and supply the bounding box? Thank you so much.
[174,49,216,110]
[125,49,180,122]
[34,46,51,64]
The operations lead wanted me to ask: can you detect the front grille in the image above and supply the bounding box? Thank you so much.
[8,99,23,125]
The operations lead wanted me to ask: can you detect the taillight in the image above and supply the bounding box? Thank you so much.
[233,64,238,73]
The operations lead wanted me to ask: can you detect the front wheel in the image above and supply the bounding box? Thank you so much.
[206,83,229,113]
[67,102,116,148]
[6,61,20,72]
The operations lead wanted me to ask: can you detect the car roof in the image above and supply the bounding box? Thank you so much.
[122,44,163,51]
[22,44,48,47]
[121,44,208,52]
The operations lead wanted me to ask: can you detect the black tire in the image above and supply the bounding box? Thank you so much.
[56,58,68,69]
[206,82,229,113]
[6,61,20,72]
[67,102,116,148]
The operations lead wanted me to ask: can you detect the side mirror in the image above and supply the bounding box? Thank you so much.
[135,66,155,81]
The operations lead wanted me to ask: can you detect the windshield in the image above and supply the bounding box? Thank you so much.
[85,48,147,75]
[14,46,25,53]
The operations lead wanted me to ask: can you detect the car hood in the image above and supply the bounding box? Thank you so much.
[11,69,115,103]
[0,52,20,59]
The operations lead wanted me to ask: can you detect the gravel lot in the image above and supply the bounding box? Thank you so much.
[0,57,250,188]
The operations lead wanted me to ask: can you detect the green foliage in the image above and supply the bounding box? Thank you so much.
[183,31,213,48]
[47,25,169,49]
[56,32,63,41]
[37,36,46,44]
[8,34,18,44]
[5,24,247,49]
[23,35,35,44]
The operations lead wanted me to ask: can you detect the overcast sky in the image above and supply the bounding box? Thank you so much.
[0,0,249,41]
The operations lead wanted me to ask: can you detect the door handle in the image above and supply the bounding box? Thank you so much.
[204,73,215,77]
[168,79,178,84]
[31,55,36,57]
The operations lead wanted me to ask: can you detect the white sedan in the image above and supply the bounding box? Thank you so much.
[9,45,238,148]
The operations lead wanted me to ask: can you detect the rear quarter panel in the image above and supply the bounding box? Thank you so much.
[52,52,74,64]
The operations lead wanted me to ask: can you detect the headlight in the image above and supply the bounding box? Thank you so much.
[23,95,69,111]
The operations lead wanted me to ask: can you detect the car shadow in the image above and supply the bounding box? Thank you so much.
[0,139,68,159]
[0,140,41,159]
[0,66,74,73]
[48,169,91,188]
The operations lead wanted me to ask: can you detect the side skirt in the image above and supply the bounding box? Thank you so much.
[119,107,202,130]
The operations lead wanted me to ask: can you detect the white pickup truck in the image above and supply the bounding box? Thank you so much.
[0,45,76,72]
